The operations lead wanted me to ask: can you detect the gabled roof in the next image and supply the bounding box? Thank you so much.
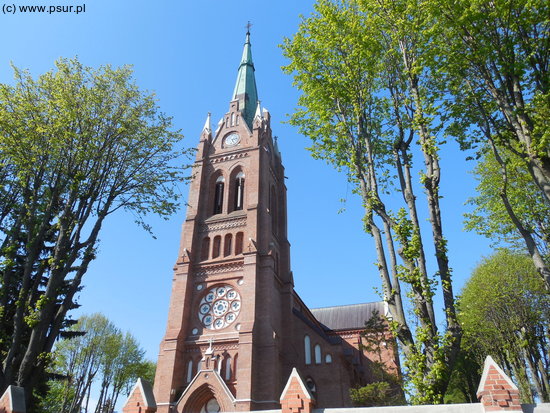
[310,302,386,331]
[477,355,518,395]
[280,367,315,402]
[122,378,156,409]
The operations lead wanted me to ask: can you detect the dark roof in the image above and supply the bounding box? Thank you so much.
[310,302,385,331]
[292,308,342,345]
[8,386,26,412]
[138,378,157,408]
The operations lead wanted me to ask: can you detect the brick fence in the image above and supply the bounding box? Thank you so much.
[119,356,549,413]
[1,356,548,413]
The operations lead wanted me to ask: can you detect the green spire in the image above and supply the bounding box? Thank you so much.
[232,30,258,129]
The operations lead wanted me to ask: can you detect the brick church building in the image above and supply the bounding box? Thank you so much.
[152,31,399,413]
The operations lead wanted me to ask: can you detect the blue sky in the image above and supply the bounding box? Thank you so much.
[1,0,493,373]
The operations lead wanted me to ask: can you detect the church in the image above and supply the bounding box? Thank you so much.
[152,31,399,413]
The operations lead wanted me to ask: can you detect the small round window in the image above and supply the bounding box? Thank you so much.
[200,398,220,413]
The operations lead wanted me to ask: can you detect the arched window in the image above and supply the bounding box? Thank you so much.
[212,236,221,259]
[304,335,311,365]
[325,354,332,364]
[216,355,222,374]
[186,359,194,383]
[234,172,245,211]
[233,354,238,380]
[235,232,244,255]
[224,234,232,257]
[225,356,232,380]
[314,344,322,364]
[231,113,235,126]
[201,237,210,261]
[305,377,316,393]
[213,176,225,215]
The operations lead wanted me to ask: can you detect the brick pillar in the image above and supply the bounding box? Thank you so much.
[0,385,26,413]
[122,379,157,413]
[280,368,314,413]
[477,356,522,412]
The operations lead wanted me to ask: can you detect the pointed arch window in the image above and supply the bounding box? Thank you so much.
[314,344,322,364]
[201,237,210,261]
[224,234,233,257]
[212,236,221,259]
[186,359,194,383]
[225,356,232,381]
[234,172,245,211]
[213,176,225,215]
[304,335,312,365]
[235,232,244,255]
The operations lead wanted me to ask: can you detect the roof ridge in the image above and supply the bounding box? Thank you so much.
[310,301,384,311]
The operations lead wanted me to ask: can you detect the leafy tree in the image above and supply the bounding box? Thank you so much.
[459,249,550,402]
[350,382,402,407]
[465,145,549,259]
[443,349,481,404]
[37,314,155,413]
[0,58,190,404]
[94,331,154,412]
[351,311,405,407]
[282,0,461,403]
[427,0,550,288]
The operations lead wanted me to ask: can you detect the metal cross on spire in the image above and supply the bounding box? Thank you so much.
[246,21,253,34]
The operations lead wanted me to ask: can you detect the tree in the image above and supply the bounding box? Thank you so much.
[459,249,550,402]
[37,314,155,413]
[282,0,461,403]
[465,145,549,259]
[37,314,117,412]
[0,58,190,404]
[94,331,154,412]
[351,311,405,407]
[427,0,550,288]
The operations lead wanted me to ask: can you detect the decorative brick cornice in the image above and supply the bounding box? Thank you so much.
[193,261,244,277]
[184,342,239,353]
[210,151,249,164]
[200,216,247,233]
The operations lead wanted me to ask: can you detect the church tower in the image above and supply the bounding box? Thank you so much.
[153,31,293,412]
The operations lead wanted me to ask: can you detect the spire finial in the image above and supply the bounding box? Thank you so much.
[232,26,259,129]
[254,100,262,120]
[246,21,253,35]
[202,112,211,133]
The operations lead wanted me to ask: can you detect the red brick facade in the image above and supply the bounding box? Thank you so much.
[152,33,399,413]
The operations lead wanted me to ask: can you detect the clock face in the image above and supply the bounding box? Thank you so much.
[198,285,241,330]
[224,133,240,147]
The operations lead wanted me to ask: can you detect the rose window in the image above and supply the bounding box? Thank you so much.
[198,285,241,330]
